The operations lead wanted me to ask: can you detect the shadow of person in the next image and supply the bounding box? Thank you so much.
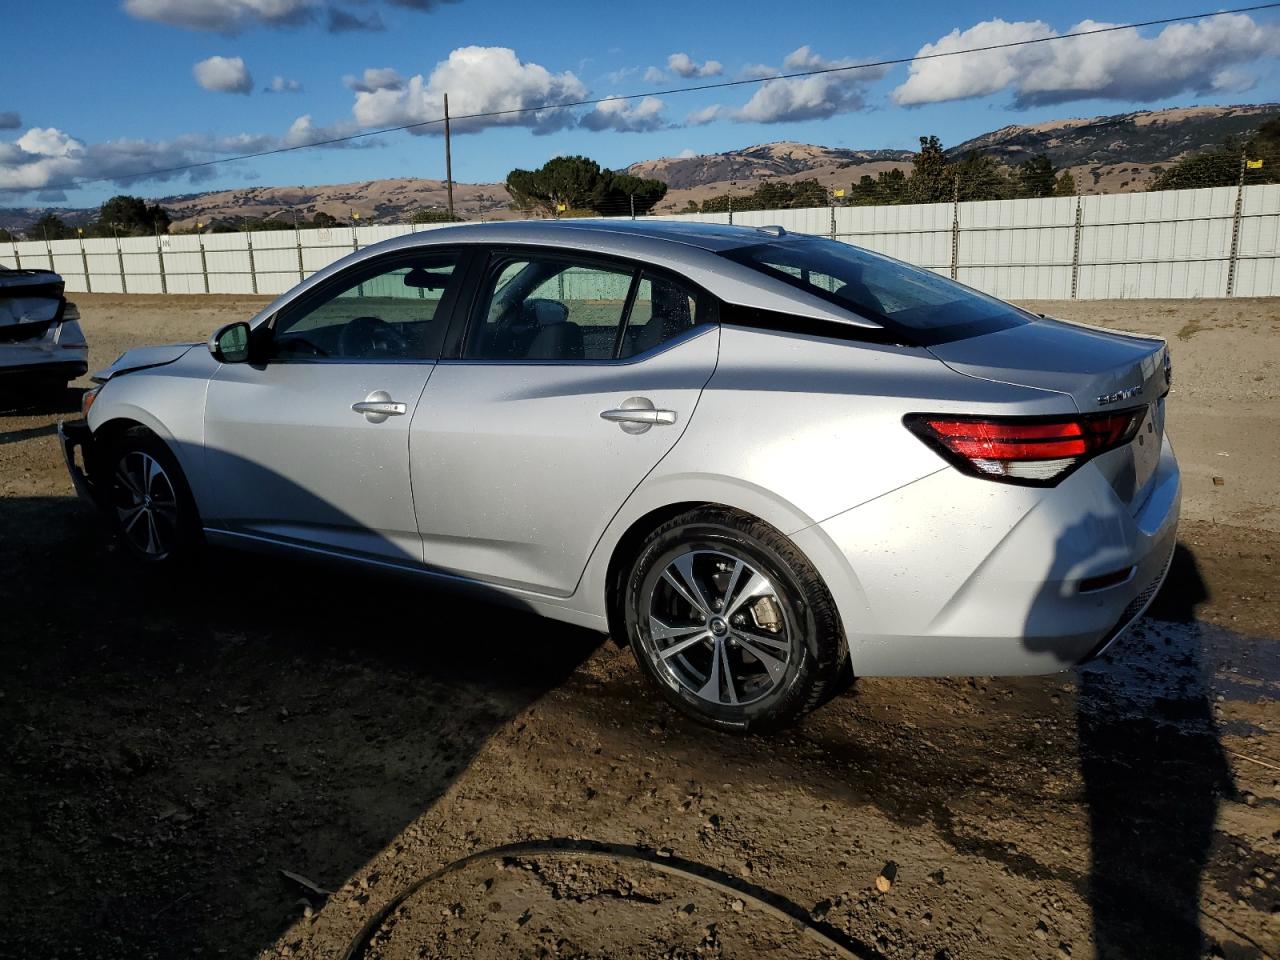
[1076,543,1236,958]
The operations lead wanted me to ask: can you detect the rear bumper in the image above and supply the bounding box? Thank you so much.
[0,358,88,382]
[795,435,1181,677]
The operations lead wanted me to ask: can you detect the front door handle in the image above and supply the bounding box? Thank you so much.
[352,390,407,423]
[600,397,677,435]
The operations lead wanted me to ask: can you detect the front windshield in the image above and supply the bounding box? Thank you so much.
[724,237,1032,344]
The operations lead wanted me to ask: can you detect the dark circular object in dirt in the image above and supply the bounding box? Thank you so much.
[340,838,878,960]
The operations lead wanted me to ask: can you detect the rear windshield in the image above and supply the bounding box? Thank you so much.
[723,237,1032,344]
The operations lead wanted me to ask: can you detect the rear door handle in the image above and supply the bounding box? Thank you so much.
[352,390,407,423]
[600,397,677,434]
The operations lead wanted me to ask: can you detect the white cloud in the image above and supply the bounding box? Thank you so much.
[675,147,697,158]
[685,104,723,126]
[605,66,638,85]
[343,67,406,93]
[193,55,253,94]
[579,96,666,132]
[643,66,666,84]
[351,46,586,135]
[892,13,1280,107]
[0,117,373,195]
[740,63,778,80]
[282,114,361,146]
[124,0,456,33]
[732,46,887,123]
[265,75,302,93]
[667,53,723,78]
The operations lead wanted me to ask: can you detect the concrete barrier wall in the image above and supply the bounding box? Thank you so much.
[4,184,1278,300]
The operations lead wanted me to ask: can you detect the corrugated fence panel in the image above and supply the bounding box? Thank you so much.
[1233,183,1280,298]
[1076,187,1236,299]
[836,202,953,274]
[954,196,1076,300]
[4,186,1280,299]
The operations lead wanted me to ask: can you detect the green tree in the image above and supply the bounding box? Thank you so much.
[0,227,12,243]
[506,156,605,215]
[590,171,667,215]
[410,209,462,223]
[1052,170,1077,197]
[89,194,171,236]
[1016,154,1056,199]
[312,211,339,227]
[32,213,76,240]
[850,168,908,206]
[952,151,1011,201]
[906,135,953,204]
[506,157,667,217]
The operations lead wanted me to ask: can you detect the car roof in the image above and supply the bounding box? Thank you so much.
[249,219,885,332]
[457,218,779,251]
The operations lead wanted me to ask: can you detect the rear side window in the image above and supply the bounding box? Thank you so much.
[466,256,634,360]
[464,255,709,362]
[724,238,1032,344]
[619,274,701,359]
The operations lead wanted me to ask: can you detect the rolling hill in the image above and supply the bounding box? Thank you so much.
[3,102,1277,234]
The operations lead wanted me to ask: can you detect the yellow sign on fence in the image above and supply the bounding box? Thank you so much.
[832,188,846,198]
[1247,159,1264,169]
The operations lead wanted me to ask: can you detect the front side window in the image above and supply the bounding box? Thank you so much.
[724,238,1032,344]
[273,253,460,361]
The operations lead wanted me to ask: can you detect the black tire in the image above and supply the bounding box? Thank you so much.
[102,427,203,565]
[623,507,847,733]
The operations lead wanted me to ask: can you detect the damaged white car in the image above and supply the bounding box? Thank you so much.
[0,266,88,397]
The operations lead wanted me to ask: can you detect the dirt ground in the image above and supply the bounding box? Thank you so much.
[0,294,1277,960]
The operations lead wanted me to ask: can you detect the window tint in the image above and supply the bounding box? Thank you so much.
[466,256,635,361]
[273,253,460,361]
[724,238,1031,344]
[618,273,701,359]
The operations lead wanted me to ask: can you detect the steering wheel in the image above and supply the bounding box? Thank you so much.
[339,316,409,359]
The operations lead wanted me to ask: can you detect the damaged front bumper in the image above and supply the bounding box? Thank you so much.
[59,419,108,512]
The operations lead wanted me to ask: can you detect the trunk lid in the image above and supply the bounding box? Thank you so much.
[0,268,65,334]
[926,316,1171,511]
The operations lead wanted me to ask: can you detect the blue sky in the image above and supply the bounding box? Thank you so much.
[2,0,1278,207]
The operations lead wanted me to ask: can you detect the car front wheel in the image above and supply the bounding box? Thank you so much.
[104,427,201,565]
[623,508,847,733]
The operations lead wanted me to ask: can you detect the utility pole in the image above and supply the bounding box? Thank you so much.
[629,194,636,220]
[443,93,455,221]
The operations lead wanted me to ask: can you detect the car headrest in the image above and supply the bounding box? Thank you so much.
[521,298,569,327]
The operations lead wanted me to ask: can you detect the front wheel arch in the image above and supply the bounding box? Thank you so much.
[97,423,204,563]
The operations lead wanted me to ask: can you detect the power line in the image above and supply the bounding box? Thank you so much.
[6,1,1280,195]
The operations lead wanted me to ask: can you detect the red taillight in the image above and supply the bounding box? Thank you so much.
[904,408,1146,486]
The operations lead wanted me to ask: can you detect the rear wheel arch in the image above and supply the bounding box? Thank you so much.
[604,501,843,644]
[606,501,709,641]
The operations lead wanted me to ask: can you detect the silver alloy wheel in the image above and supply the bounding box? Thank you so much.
[642,548,793,707]
[112,451,178,559]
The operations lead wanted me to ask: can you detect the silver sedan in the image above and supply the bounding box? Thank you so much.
[61,220,1180,731]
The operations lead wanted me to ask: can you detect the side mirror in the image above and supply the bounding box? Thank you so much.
[209,321,251,363]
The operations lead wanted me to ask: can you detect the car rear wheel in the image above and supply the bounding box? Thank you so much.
[104,428,201,564]
[623,508,847,733]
